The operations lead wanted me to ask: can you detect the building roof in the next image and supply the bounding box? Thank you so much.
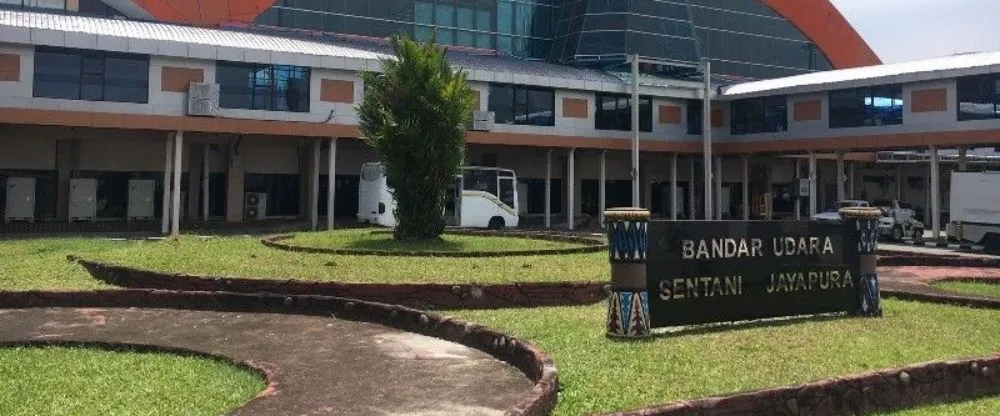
[723,50,1000,98]
[0,9,705,97]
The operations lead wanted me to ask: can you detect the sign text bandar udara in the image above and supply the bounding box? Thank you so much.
[646,221,861,327]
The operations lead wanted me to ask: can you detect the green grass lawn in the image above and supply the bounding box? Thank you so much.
[933,280,1000,298]
[455,299,1000,416]
[286,228,590,252]
[0,345,264,416]
[0,238,124,291]
[885,397,1000,415]
[83,235,607,284]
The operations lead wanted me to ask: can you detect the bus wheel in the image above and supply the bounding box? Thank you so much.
[488,217,505,230]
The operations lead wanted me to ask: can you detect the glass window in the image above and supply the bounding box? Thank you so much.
[488,84,554,126]
[731,95,787,135]
[33,46,148,103]
[497,0,513,34]
[499,177,515,208]
[957,74,1000,121]
[217,62,310,112]
[463,169,498,195]
[414,1,433,24]
[687,100,702,135]
[829,84,903,128]
[595,93,652,132]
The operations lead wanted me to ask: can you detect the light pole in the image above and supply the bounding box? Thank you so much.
[702,60,713,220]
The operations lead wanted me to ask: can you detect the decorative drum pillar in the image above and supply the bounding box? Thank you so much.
[604,208,651,338]
[841,207,883,317]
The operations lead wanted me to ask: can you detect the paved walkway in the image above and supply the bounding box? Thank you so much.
[0,307,532,416]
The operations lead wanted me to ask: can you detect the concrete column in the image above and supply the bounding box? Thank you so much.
[599,150,607,226]
[326,138,337,230]
[670,153,678,220]
[202,143,210,221]
[896,165,903,202]
[55,139,79,221]
[161,133,174,234]
[225,139,245,223]
[848,161,856,199]
[794,158,801,220]
[544,149,552,228]
[958,146,968,172]
[836,151,846,202]
[714,156,722,220]
[808,151,817,216]
[171,131,183,236]
[688,155,696,220]
[567,148,575,230]
[187,143,202,222]
[930,145,941,242]
[742,155,750,221]
[310,139,321,231]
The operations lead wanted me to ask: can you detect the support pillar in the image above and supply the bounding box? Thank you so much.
[742,155,749,221]
[848,161,855,199]
[309,138,321,231]
[544,149,552,228]
[599,150,607,226]
[161,133,174,235]
[187,143,202,222]
[808,151,817,216]
[225,139,245,223]
[714,156,722,220]
[326,138,337,230]
[958,146,968,172]
[567,148,575,230]
[840,207,883,317]
[604,208,650,338]
[930,145,942,244]
[171,130,183,236]
[836,151,846,202]
[896,165,903,203]
[688,156,696,220]
[201,143,210,221]
[670,153,678,220]
[794,158,801,220]
[55,139,78,221]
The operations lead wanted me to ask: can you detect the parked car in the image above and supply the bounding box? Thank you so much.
[810,200,871,222]
[811,199,923,242]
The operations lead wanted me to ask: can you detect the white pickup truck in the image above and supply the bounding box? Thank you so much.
[947,171,1000,251]
[811,199,923,242]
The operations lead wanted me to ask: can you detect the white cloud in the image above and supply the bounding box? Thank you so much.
[830,0,1000,63]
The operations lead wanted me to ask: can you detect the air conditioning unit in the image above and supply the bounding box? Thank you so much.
[469,111,495,132]
[244,192,268,221]
[69,178,98,222]
[127,179,156,221]
[187,82,220,117]
[4,177,36,223]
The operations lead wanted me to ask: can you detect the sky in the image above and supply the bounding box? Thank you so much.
[830,0,1000,63]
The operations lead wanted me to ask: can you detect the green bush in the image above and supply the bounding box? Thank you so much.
[358,35,476,240]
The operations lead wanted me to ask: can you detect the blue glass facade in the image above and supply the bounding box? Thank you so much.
[254,0,834,79]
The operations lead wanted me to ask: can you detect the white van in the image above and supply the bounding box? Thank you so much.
[357,162,519,229]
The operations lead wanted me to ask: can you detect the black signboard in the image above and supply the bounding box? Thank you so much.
[646,220,860,327]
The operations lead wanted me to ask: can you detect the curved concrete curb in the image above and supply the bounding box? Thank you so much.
[72,258,607,310]
[261,230,607,258]
[0,289,557,416]
[878,254,1000,268]
[598,353,1000,416]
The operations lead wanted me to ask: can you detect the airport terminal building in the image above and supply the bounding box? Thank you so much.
[0,0,997,236]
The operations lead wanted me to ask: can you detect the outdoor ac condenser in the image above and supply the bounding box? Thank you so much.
[127,179,156,221]
[187,82,220,117]
[469,111,495,131]
[244,192,268,220]
[69,178,98,222]
[4,177,36,223]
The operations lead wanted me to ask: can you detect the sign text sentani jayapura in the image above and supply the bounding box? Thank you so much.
[646,221,861,327]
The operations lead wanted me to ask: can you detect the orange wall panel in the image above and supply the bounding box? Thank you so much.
[658,105,681,124]
[562,97,588,119]
[160,66,204,92]
[319,79,355,103]
[793,99,822,121]
[0,53,20,82]
[910,88,948,113]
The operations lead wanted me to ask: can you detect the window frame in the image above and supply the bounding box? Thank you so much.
[595,93,653,132]
[216,61,311,113]
[828,84,904,129]
[957,73,1000,121]
[730,95,787,135]
[487,83,555,127]
[33,46,150,104]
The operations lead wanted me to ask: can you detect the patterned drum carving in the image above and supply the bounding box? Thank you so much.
[841,207,883,317]
[604,208,652,338]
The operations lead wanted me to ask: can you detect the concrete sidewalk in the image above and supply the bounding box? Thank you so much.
[0,307,532,416]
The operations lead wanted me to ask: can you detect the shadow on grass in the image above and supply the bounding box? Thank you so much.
[342,236,467,252]
[608,313,860,343]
